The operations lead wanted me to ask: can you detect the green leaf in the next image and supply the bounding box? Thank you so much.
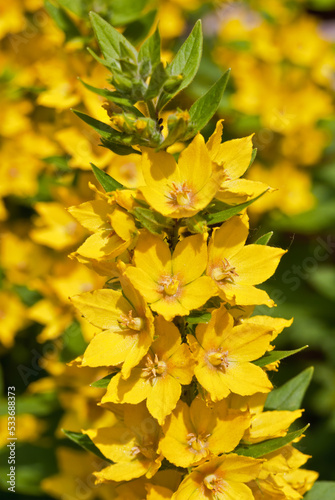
[87,47,112,68]
[138,25,161,70]
[255,231,273,245]
[91,372,118,388]
[91,163,124,192]
[145,62,168,100]
[43,154,71,171]
[56,0,83,17]
[185,70,230,138]
[236,425,309,458]
[78,78,140,111]
[44,0,81,41]
[123,9,157,46]
[204,190,268,225]
[157,20,203,111]
[60,320,87,363]
[108,0,149,26]
[249,148,257,167]
[63,430,112,462]
[253,346,308,367]
[89,12,137,66]
[265,367,314,411]
[134,207,173,235]
[304,482,335,500]
[186,311,211,325]
[72,109,116,139]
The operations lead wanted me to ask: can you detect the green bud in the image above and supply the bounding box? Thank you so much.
[163,74,184,93]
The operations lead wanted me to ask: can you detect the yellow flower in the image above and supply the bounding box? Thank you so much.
[86,403,163,482]
[68,199,137,261]
[172,454,263,500]
[206,120,270,204]
[139,134,224,218]
[30,202,85,251]
[101,316,194,424]
[125,232,217,321]
[188,305,273,402]
[243,409,303,444]
[0,291,26,348]
[207,215,285,306]
[159,397,250,467]
[71,273,154,379]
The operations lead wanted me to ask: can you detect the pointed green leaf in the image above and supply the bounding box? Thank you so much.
[91,372,118,388]
[78,78,137,110]
[108,0,148,26]
[253,346,308,368]
[62,430,112,462]
[45,0,81,41]
[157,20,203,111]
[87,47,111,68]
[236,425,309,458]
[145,62,168,100]
[134,207,173,235]
[249,148,257,167]
[185,70,230,139]
[204,190,268,225]
[304,482,335,500]
[89,12,137,65]
[72,109,115,139]
[123,10,157,47]
[138,25,161,69]
[265,367,314,411]
[91,163,125,192]
[255,231,273,245]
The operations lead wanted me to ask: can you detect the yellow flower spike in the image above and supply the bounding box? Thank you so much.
[139,133,225,218]
[125,232,217,321]
[188,305,273,402]
[100,316,194,424]
[70,277,154,379]
[208,215,286,306]
[172,454,263,500]
[86,402,163,483]
[159,396,250,468]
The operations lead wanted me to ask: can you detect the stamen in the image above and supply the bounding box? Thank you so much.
[119,310,145,331]
[212,258,238,284]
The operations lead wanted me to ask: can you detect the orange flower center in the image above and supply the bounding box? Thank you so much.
[119,310,144,331]
[203,474,224,493]
[142,353,167,381]
[207,348,229,371]
[168,181,194,209]
[187,432,210,456]
[158,274,181,298]
[131,438,156,460]
[212,258,238,284]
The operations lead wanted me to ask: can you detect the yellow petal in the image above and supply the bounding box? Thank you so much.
[70,289,130,330]
[101,370,150,405]
[177,133,213,191]
[225,323,273,362]
[180,277,217,312]
[133,233,172,280]
[211,135,254,180]
[226,362,273,395]
[147,376,181,424]
[172,235,207,284]
[208,215,249,265]
[67,200,111,231]
[125,267,162,303]
[231,245,286,285]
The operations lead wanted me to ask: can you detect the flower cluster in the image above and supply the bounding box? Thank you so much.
[62,16,319,492]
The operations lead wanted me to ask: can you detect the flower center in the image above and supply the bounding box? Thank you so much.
[168,181,194,209]
[186,432,210,456]
[142,353,167,381]
[207,348,229,371]
[131,439,156,460]
[158,274,181,298]
[212,258,238,284]
[204,474,223,493]
[119,310,145,331]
